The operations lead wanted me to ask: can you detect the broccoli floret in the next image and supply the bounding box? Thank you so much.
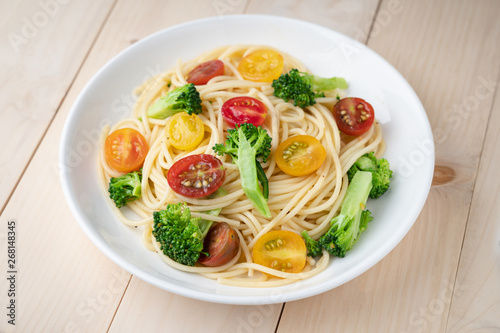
[213,123,272,218]
[272,69,348,108]
[301,230,322,257]
[147,83,202,119]
[108,170,142,208]
[347,152,393,199]
[152,203,206,266]
[152,189,227,266]
[318,171,374,257]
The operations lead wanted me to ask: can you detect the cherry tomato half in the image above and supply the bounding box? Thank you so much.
[333,97,375,136]
[104,128,149,173]
[252,230,307,274]
[167,112,205,151]
[221,96,267,127]
[187,60,225,85]
[199,222,240,267]
[275,135,326,177]
[238,49,284,82]
[167,154,225,198]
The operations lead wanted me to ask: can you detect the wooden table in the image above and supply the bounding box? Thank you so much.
[1,0,499,331]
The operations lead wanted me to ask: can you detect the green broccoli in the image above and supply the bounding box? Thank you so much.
[271,69,348,108]
[347,152,393,199]
[213,123,272,218]
[147,83,202,119]
[318,171,373,257]
[301,230,322,257]
[152,203,207,266]
[108,170,142,208]
[152,189,227,266]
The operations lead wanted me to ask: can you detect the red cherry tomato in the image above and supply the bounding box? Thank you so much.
[333,97,375,136]
[221,96,267,127]
[187,60,225,85]
[167,154,225,198]
[199,222,240,267]
[104,128,148,173]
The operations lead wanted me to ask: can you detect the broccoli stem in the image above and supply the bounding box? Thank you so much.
[339,171,372,218]
[255,161,269,200]
[197,188,228,239]
[306,75,348,92]
[354,155,377,171]
[236,129,272,218]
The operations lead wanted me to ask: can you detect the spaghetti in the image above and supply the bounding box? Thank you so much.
[98,45,385,287]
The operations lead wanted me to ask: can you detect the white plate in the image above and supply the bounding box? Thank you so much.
[60,15,434,304]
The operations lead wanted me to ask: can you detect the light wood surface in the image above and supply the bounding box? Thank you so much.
[1,0,499,332]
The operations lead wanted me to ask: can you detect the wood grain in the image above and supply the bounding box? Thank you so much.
[446,76,500,331]
[108,279,282,333]
[1,0,498,332]
[277,0,500,332]
[0,0,116,213]
[245,0,379,39]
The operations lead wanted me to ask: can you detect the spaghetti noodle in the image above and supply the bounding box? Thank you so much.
[98,45,385,287]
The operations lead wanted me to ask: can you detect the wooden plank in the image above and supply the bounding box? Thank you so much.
[245,0,380,39]
[108,279,282,333]
[446,78,500,330]
[0,84,131,332]
[276,0,500,332]
[0,0,116,213]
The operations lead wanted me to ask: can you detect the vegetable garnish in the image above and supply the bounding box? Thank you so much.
[199,222,240,267]
[347,152,392,199]
[104,128,149,173]
[272,68,348,108]
[275,135,326,177]
[108,169,142,208]
[238,49,284,82]
[187,59,225,85]
[221,96,267,128]
[167,154,225,198]
[333,97,374,136]
[213,123,272,218]
[167,112,205,150]
[152,203,210,266]
[252,230,307,274]
[147,83,202,119]
[302,171,373,258]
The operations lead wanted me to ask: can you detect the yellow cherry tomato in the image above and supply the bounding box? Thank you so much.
[252,230,307,274]
[275,135,326,177]
[238,49,284,82]
[167,112,205,150]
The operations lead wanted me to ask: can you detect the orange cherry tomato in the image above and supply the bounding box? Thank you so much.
[104,128,148,173]
[252,230,307,274]
[275,135,326,177]
[238,49,284,82]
